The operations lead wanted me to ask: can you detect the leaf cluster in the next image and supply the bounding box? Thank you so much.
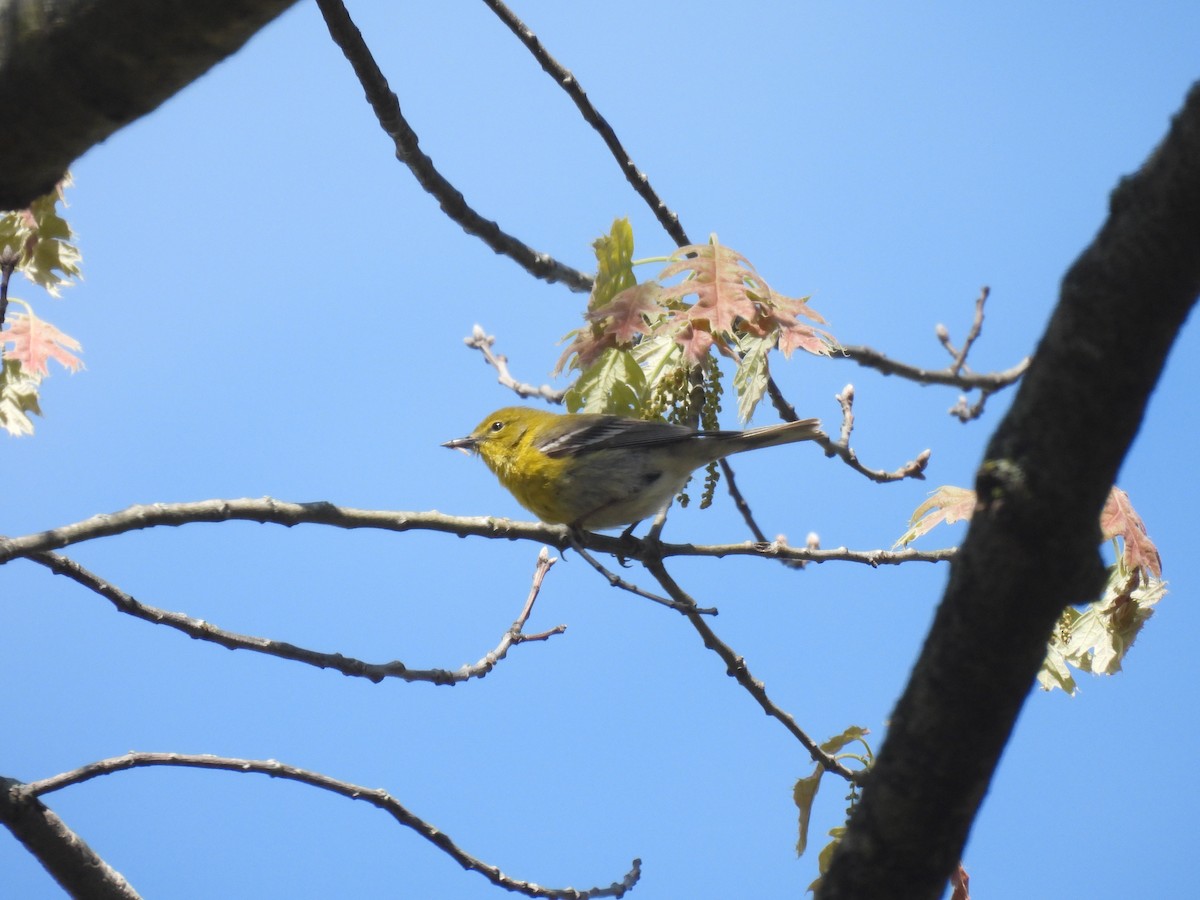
[897,484,1167,694]
[557,219,835,424]
[791,726,872,893]
[0,178,84,436]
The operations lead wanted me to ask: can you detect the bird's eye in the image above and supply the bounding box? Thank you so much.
[490,420,505,432]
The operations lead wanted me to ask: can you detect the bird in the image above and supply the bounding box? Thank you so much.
[443,406,823,530]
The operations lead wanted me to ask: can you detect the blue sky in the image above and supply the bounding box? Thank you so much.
[4,2,1199,897]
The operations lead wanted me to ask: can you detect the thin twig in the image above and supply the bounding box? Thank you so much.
[481,0,691,249]
[834,384,855,446]
[716,457,770,543]
[814,435,930,484]
[314,0,592,292]
[948,388,996,423]
[569,537,717,615]
[0,244,17,335]
[763,374,800,423]
[640,557,861,782]
[486,547,568,649]
[23,752,641,899]
[0,499,955,568]
[717,457,806,570]
[818,380,932,482]
[840,286,1027,424]
[837,345,1029,391]
[465,325,566,403]
[938,286,990,376]
[763,377,929,484]
[27,549,564,685]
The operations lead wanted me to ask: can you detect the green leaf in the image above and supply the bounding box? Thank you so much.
[819,725,869,756]
[0,359,43,436]
[0,177,81,297]
[793,768,823,857]
[632,332,682,393]
[1037,641,1078,694]
[732,332,771,423]
[563,348,646,416]
[807,826,847,894]
[1037,567,1167,693]
[589,218,637,312]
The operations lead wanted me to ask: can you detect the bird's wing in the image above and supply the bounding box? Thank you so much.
[535,415,697,458]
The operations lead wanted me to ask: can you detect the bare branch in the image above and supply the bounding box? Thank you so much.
[815,383,931,483]
[662,541,954,566]
[568,537,717,615]
[639,557,862,782]
[937,286,990,376]
[839,285,1029,407]
[22,753,641,899]
[716,457,809,571]
[468,546,568,664]
[837,344,1029,391]
[0,498,956,568]
[838,287,1027,425]
[766,378,929,484]
[481,0,691,248]
[314,0,593,292]
[0,776,140,899]
[465,325,567,403]
[947,387,998,423]
[26,548,563,685]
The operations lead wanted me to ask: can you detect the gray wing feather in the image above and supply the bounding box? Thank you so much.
[536,416,698,458]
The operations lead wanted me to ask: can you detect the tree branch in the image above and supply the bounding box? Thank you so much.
[314,0,593,292]
[838,344,1029,392]
[0,776,140,899]
[640,556,861,781]
[465,325,567,403]
[764,376,930,483]
[19,753,641,899]
[813,383,932,483]
[26,548,563,684]
[836,285,1030,402]
[567,538,717,615]
[480,0,691,248]
[0,497,955,568]
[936,286,990,376]
[819,79,1200,900]
[0,0,299,209]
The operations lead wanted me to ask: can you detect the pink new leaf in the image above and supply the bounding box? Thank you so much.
[556,282,667,376]
[553,325,611,377]
[895,485,977,547]
[658,242,760,334]
[1100,487,1162,578]
[3,312,84,376]
[673,322,714,365]
[950,863,971,900]
[768,293,836,357]
[586,282,665,342]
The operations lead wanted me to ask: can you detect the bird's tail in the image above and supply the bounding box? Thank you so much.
[729,417,825,453]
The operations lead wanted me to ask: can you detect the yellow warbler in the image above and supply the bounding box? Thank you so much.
[443,406,823,530]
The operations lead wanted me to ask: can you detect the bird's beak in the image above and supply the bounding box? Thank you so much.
[441,436,478,455]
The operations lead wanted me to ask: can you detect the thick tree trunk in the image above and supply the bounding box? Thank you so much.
[0,0,299,209]
[819,80,1200,900]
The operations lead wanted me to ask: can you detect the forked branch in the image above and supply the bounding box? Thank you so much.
[314,0,592,292]
[18,752,641,899]
[26,547,564,685]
